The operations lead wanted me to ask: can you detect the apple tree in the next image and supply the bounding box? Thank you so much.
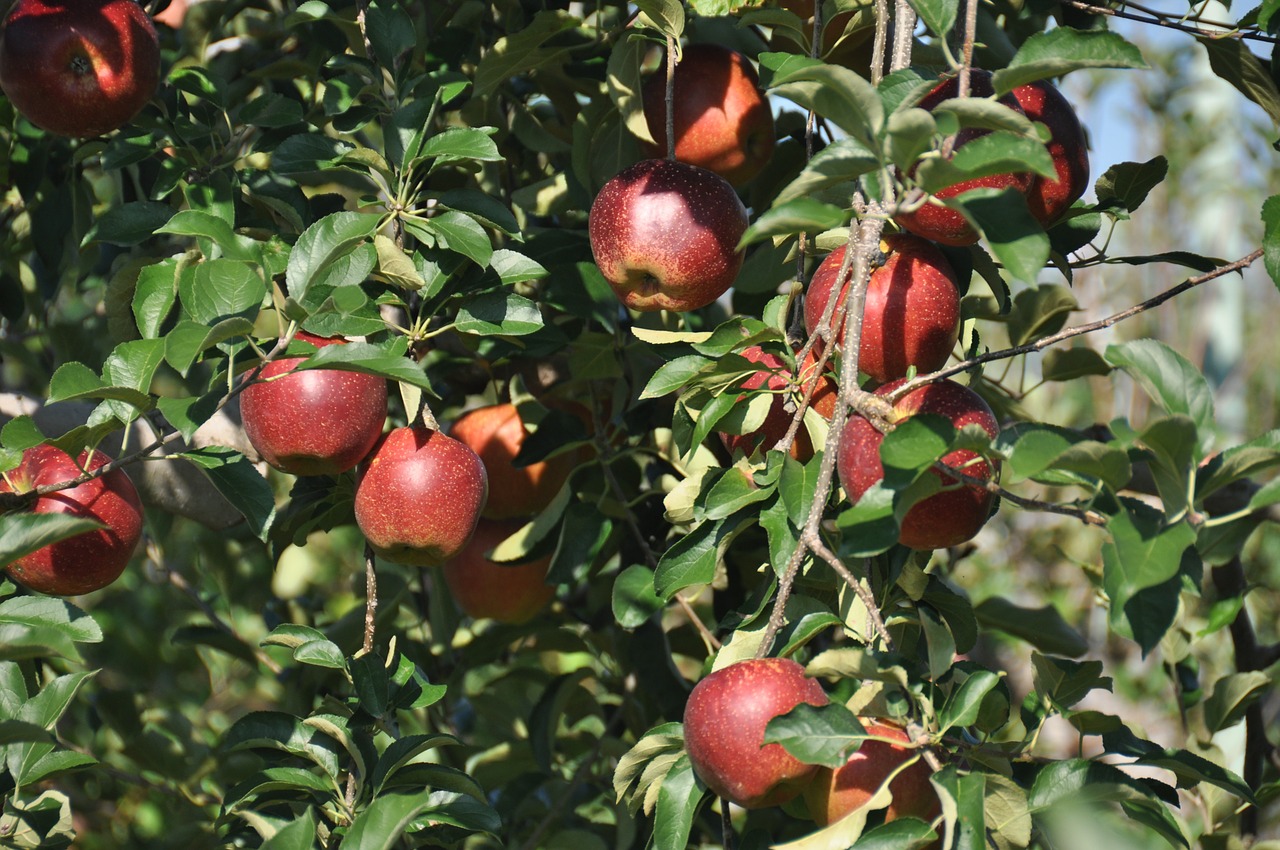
[1,0,1279,848]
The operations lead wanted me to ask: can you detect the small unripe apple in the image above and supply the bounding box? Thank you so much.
[837,379,999,550]
[805,235,961,384]
[239,333,388,477]
[641,44,775,187]
[354,425,488,567]
[684,657,829,809]
[0,0,161,138]
[441,517,555,624]
[449,402,586,520]
[1010,79,1090,225]
[718,345,838,462]
[1,446,143,596]
[894,71,1033,246]
[804,719,941,827]
[589,158,748,313]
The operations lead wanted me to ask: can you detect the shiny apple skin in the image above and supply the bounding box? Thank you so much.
[804,720,941,828]
[0,0,160,137]
[1011,79,1090,226]
[589,158,748,313]
[441,517,555,624]
[718,345,838,461]
[1,445,143,596]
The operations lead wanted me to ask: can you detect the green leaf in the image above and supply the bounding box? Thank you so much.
[939,670,1002,732]
[993,29,1147,93]
[1262,195,1280,289]
[739,198,849,249]
[179,446,276,540]
[608,32,655,146]
[368,733,461,795]
[46,361,150,410]
[1105,339,1215,439]
[292,639,348,670]
[419,127,503,168]
[836,484,901,558]
[917,131,1057,193]
[776,137,879,205]
[81,201,173,247]
[133,259,179,339]
[764,702,866,768]
[634,0,685,38]
[259,808,319,850]
[973,597,1088,657]
[344,790,499,849]
[365,0,415,68]
[955,186,1050,284]
[613,564,663,629]
[652,754,705,850]
[1007,283,1078,346]
[0,514,105,568]
[454,291,543,335]
[272,134,356,174]
[1102,496,1195,611]
[1198,430,1280,499]
[1041,347,1112,382]
[20,671,96,729]
[417,210,493,268]
[1199,37,1280,126]
[1031,654,1112,711]
[1203,671,1271,733]
[473,10,584,99]
[908,0,958,39]
[285,211,381,310]
[766,59,884,144]
[298,338,430,389]
[489,249,547,284]
[1101,727,1255,802]
[0,597,102,644]
[1095,157,1168,214]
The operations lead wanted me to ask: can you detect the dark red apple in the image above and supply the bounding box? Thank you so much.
[804,719,941,827]
[449,402,588,520]
[1010,79,1090,225]
[0,0,160,138]
[354,425,488,567]
[441,517,555,624]
[837,379,999,550]
[684,657,830,809]
[589,158,748,313]
[805,235,961,384]
[718,345,838,462]
[641,44,775,187]
[240,332,388,477]
[894,71,1033,246]
[1,446,142,595]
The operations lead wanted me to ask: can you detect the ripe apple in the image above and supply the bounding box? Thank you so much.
[1010,79,1090,226]
[589,158,749,313]
[684,657,830,809]
[641,43,775,187]
[449,402,589,520]
[354,425,488,567]
[804,719,940,827]
[837,379,999,550]
[239,332,388,477]
[441,517,555,624]
[805,235,961,384]
[894,71,1033,246]
[1,446,142,596]
[0,0,160,138]
[718,345,838,462]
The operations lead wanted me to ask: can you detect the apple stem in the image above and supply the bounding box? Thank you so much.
[664,35,676,160]
[720,800,735,849]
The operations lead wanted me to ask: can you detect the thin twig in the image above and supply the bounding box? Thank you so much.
[1064,0,1277,43]
[871,0,889,84]
[362,542,378,655]
[808,537,892,646]
[665,35,677,160]
[958,0,979,95]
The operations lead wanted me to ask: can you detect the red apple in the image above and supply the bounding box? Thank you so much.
[441,517,555,624]
[0,0,160,138]
[589,158,749,313]
[354,425,488,567]
[804,719,941,827]
[684,657,830,809]
[449,402,588,520]
[240,332,388,477]
[718,345,838,461]
[805,235,961,384]
[1010,79,1090,226]
[894,71,1033,246]
[641,44,775,187]
[837,379,999,550]
[1,446,142,595]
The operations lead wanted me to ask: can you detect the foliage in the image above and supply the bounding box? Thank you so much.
[1,0,1280,848]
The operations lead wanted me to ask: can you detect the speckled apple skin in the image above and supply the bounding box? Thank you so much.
[240,334,388,477]
[441,517,554,624]
[805,235,961,384]
[718,345,837,461]
[804,720,941,828]
[641,43,776,187]
[837,379,999,550]
[1011,79,1090,225]
[0,0,159,137]
[1,446,142,596]
[894,71,1033,246]
[449,403,577,520]
[589,158,748,313]
[683,657,830,809]
[354,426,488,567]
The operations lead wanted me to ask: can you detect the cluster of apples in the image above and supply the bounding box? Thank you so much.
[0,0,161,138]
[683,657,940,829]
